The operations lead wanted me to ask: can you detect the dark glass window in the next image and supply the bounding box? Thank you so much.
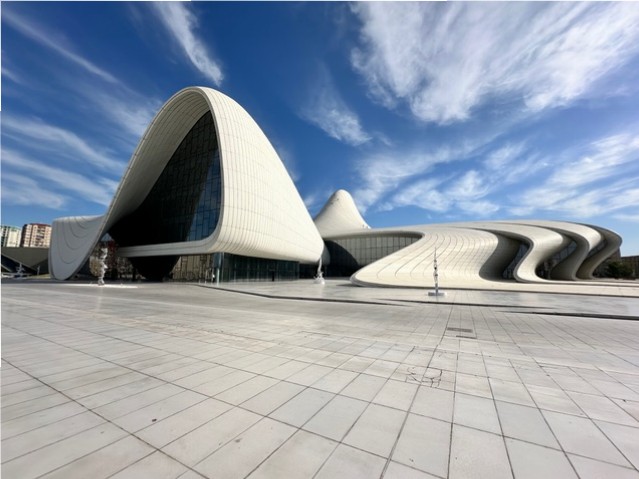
[325,234,420,277]
[502,242,528,279]
[110,112,222,246]
[169,252,299,283]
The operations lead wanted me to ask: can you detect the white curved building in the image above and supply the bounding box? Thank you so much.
[50,87,324,281]
[317,190,622,289]
[50,87,622,288]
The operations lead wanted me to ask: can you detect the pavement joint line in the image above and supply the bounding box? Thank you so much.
[199,284,409,307]
[4,283,639,477]
[0,357,206,479]
[513,311,639,321]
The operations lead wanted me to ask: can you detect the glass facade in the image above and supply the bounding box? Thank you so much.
[110,112,222,247]
[547,240,577,279]
[502,242,528,279]
[169,252,299,283]
[586,238,607,259]
[325,234,420,277]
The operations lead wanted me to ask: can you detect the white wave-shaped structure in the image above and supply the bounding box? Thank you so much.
[50,87,324,280]
[50,87,622,288]
[316,190,622,288]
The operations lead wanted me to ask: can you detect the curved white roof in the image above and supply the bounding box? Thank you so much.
[49,87,622,288]
[317,191,622,289]
[50,87,324,280]
[314,189,370,237]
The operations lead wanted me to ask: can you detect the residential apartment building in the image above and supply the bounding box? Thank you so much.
[1,225,22,248]
[21,223,52,248]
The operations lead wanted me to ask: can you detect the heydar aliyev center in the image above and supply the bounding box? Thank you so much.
[50,87,622,289]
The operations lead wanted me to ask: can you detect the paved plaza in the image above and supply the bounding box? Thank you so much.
[2,280,639,478]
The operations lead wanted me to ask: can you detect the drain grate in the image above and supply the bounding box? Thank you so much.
[447,327,473,333]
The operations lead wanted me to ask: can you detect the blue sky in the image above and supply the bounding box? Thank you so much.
[2,2,639,255]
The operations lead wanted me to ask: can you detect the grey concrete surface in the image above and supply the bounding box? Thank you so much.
[2,280,639,478]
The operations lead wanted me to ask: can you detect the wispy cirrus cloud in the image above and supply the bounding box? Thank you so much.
[152,3,223,86]
[380,169,500,217]
[1,172,68,209]
[614,212,639,223]
[4,7,162,146]
[379,178,451,213]
[2,148,117,207]
[3,9,120,84]
[510,130,639,217]
[352,135,498,212]
[1,57,21,85]
[351,3,639,124]
[373,130,639,220]
[86,88,162,141]
[2,116,124,172]
[301,66,370,146]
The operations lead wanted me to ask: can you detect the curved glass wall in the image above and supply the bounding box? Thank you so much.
[325,234,421,277]
[502,242,528,279]
[548,240,577,279]
[110,112,222,247]
[169,252,299,283]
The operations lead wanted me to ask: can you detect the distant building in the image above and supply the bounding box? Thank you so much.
[1,225,22,248]
[21,223,52,248]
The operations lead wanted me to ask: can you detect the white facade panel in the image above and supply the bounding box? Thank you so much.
[50,87,324,280]
[49,86,622,287]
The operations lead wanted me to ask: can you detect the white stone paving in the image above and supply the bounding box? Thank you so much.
[2,279,639,478]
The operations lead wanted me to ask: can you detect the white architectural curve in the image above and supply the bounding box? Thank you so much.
[50,86,622,288]
[350,226,515,288]
[50,87,324,280]
[577,226,622,280]
[456,222,570,283]
[314,189,370,237]
[318,191,622,289]
[511,220,602,281]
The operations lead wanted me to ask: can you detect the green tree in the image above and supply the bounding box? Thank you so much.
[605,261,634,279]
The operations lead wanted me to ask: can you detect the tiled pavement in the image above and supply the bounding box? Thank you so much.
[2,280,639,478]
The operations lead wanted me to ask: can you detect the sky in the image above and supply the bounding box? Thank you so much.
[2,2,639,255]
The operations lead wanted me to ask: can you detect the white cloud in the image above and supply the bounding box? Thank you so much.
[87,89,162,141]
[1,63,21,84]
[380,170,500,217]
[3,9,120,84]
[152,3,223,86]
[1,172,67,209]
[457,200,500,217]
[447,170,490,200]
[546,133,639,188]
[380,178,450,213]
[352,135,497,212]
[302,67,370,146]
[511,130,639,218]
[2,116,124,172]
[3,9,161,144]
[2,148,116,207]
[614,212,639,223]
[482,143,550,186]
[484,143,527,171]
[351,3,639,124]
